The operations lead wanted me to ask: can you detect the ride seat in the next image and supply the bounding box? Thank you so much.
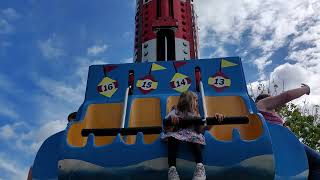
[126,98,162,144]
[67,103,123,147]
[205,96,263,141]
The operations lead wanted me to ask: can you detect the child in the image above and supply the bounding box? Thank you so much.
[162,91,223,180]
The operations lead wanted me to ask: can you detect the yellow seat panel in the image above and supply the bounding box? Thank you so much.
[205,96,248,116]
[205,96,263,141]
[67,122,87,147]
[67,103,123,147]
[126,98,162,144]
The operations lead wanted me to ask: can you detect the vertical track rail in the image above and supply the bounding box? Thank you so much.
[121,86,130,128]
[199,81,208,123]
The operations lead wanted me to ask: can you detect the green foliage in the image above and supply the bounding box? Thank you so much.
[278,103,320,152]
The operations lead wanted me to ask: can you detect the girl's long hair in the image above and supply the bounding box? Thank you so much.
[177,91,198,118]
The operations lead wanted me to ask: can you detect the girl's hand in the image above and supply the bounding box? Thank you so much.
[171,116,180,125]
[214,113,224,122]
[301,83,310,95]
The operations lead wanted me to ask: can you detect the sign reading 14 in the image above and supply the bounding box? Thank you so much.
[170,73,191,93]
[174,78,187,87]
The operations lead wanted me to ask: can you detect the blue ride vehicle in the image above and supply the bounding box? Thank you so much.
[30,57,309,180]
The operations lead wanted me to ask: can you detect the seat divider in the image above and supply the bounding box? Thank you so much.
[200,81,208,124]
[121,86,131,128]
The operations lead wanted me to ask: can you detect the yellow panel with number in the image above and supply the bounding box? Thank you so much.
[97,77,118,98]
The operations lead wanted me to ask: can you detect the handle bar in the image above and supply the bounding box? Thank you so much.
[81,116,249,137]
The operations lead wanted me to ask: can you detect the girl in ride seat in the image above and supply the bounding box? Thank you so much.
[162,91,224,180]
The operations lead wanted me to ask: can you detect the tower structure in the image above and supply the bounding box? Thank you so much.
[134,0,199,62]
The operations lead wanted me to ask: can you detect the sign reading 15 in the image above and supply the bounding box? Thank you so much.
[140,79,154,90]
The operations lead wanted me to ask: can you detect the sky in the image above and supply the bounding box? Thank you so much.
[0,0,319,179]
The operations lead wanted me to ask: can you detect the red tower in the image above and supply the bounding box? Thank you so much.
[134,0,199,62]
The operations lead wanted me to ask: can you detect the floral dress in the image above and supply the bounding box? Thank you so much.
[161,109,206,145]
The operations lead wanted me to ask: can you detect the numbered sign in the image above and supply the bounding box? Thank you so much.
[136,75,158,94]
[97,77,118,97]
[170,73,192,93]
[208,72,231,92]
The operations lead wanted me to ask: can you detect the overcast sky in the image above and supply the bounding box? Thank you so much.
[0,0,319,179]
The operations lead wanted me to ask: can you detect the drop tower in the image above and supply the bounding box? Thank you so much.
[134,0,199,62]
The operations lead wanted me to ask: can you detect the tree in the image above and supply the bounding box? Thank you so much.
[278,103,320,152]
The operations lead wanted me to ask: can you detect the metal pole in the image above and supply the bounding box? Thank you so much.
[199,81,208,119]
[165,36,167,61]
[121,86,130,128]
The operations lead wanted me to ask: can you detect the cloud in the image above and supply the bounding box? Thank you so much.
[0,75,19,119]
[121,57,133,63]
[195,0,320,78]
[0,119,66,180]
[32,56,109,121]
[287,22,320,66]
[270,63,320,105]
[248,63,320,107]
[0,57,111,180]
[0,73,22,95]
[87,44,108,56]
[0,153,27,180]
[253,54,272,79]
[17,120,67,153]
[0,19,14,34]
[1,8,20,20]
[38,34,65,59]
[0,124,16,140]
[37,78,84,105]
[0,8,20,34]
[122,31,133,39]
[0,119,67,155]
[0,105,19,120]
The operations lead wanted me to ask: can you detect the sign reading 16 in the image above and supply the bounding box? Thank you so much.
[101,82,115,92]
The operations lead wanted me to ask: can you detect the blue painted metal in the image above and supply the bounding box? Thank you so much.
[31,57,309,179]
[267,122,309,179]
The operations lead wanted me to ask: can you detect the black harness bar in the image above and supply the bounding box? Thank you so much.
[81,116,249,137]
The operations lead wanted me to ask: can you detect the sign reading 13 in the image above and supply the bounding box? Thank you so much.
[208,72,231,92]
[212,76,226,87]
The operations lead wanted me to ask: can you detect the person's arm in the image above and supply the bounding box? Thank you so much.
[165,109,180,125]
[257,84,310,111]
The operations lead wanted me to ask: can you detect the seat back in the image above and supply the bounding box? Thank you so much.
[67,103,123,147]
[126,98,162,144]
[205,96,262,141]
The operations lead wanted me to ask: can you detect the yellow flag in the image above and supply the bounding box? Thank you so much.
[221,59,238,68]
[151,63,166,71]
